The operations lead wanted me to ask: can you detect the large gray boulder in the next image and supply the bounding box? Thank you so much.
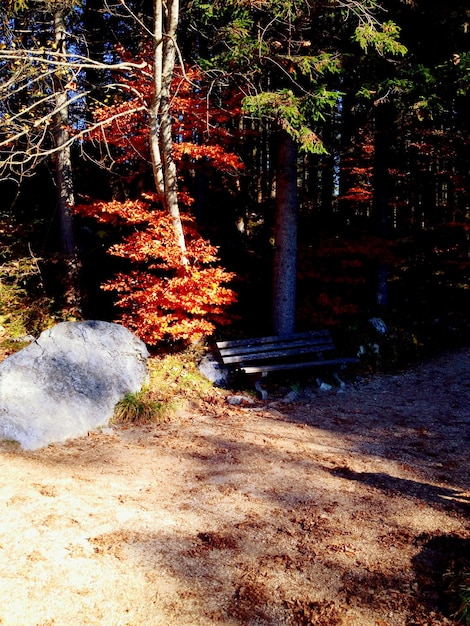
[0,321,149,450]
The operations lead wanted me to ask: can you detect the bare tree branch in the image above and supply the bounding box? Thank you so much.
[0,102,147,172]
[0,47,147,71]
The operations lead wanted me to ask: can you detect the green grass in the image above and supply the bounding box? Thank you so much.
[113,390,165,424]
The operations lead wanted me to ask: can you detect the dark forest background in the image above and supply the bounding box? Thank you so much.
[1,0,469,370]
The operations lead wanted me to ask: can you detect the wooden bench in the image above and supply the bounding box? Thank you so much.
[216,330,359,397]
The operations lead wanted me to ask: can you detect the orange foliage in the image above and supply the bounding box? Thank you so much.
[83,53,244,178]
[75,196,237,345]
[106,266,237,344]
[339,185,373,204]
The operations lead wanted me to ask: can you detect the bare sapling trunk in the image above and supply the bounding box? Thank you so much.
[149,0,164,195]
[149,0,187,264]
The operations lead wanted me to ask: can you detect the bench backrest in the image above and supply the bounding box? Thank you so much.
[216,330,336,365]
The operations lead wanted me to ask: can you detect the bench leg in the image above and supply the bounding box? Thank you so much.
[254,373,268,400]
[332,370,346,389]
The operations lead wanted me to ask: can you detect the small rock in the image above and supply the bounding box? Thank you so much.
[99,427,116,436]
[316,378,333,392]
[226,395,255,406]
[282,390,299,404]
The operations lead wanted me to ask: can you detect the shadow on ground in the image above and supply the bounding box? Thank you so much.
[412,533,470,623]
[329,467,470,516]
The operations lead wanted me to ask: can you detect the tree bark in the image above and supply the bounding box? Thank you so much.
[272,129,298,336]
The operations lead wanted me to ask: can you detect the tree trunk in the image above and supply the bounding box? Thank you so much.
[149,0,187,263]
[373,102,393,309]
[150,0,164,195]
[52,7,80,305]
[272,129,298,336]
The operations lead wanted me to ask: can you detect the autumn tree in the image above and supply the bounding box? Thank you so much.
[74,52,243,344]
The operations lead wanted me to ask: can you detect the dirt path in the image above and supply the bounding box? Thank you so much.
[0,347,469,625]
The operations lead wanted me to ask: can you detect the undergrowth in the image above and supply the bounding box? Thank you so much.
[112,347,217,424]
[0,256,54,340]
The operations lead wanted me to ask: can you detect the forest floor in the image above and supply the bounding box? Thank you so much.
[0,346,469,625]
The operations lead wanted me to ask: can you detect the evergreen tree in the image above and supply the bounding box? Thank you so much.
[189,0,406,334]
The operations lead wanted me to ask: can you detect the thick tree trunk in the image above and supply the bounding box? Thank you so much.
[149,0,187,263]
[272,129,298,336]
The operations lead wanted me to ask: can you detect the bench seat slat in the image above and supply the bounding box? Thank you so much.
[241,356,359,374]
